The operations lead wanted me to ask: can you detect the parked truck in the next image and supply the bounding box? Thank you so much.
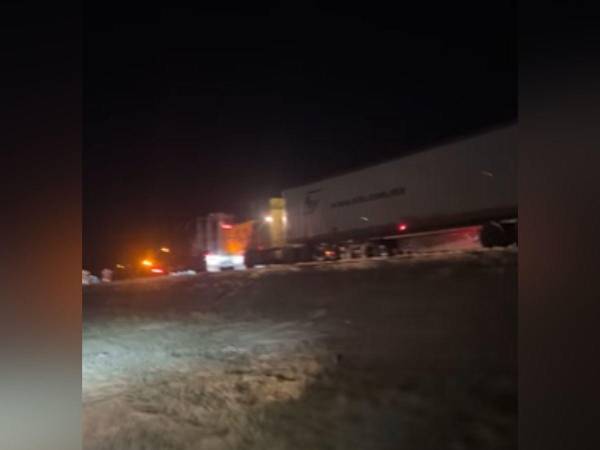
[192,213,254,271]
[195,124,517,270]
[243,123,517,267]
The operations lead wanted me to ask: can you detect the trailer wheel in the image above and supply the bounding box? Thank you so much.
[281,247,298,264]
[298,245,312,262]
[504,223,518,247]
[360,243,377,258]
[245,250,257,268]
[383,240,399,256]
[480,222,510,248]
[311,245,325,262]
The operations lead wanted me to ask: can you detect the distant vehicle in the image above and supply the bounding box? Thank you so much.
[101,268,113,282]
[193,214,250,272]
[82,270,100,285]
[169,270,197,277]
[113,265,131,281]
[124,258,169,278]
[139,265,169,278]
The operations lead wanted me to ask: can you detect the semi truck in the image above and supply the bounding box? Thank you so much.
[244,123,517,267]
[196,123,517,270]
[192,213,254,271]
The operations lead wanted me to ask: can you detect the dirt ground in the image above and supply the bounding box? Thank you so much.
[83,249,517,450]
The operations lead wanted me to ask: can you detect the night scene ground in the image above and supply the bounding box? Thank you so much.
[84,3,516,449]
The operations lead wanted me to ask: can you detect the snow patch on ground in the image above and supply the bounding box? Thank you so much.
[84,249,517,450]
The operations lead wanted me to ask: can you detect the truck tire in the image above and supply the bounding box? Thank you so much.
[379,240,399,257]
[245,250,257,268]
[282,247,297,264]
[358,243,377,258]
[300,245,313,262]
[504,223,518,246]
[480,222,510,248]
[366,243,379,257]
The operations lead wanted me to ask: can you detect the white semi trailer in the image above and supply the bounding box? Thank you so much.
[244,123,517,266]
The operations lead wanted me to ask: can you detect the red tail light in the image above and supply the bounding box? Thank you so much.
[398,223,407,232]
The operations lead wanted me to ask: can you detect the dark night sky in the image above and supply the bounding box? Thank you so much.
[83,2,516,271]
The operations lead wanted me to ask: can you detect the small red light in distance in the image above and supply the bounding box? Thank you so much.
[221,223,233,229]
[151,268,164,273]
[398,223,407,232]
